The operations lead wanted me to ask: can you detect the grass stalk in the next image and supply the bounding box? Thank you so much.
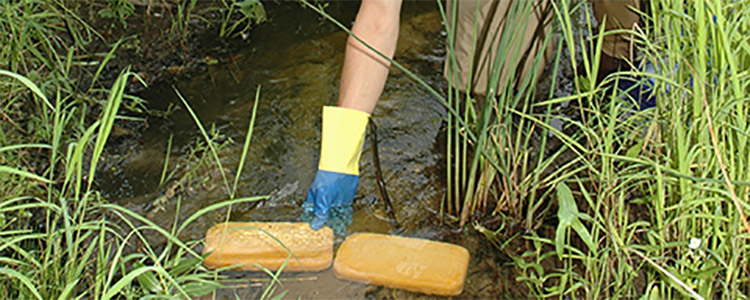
[174,86,232,196]
[0,1,274,298]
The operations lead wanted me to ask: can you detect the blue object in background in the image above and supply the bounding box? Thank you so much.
[615,60,657,110]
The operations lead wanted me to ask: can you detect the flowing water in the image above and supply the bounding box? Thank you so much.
[100,1,580,298]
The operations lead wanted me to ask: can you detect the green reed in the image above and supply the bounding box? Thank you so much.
[0,66,277,298]
[509,0,750,298]
[0,0,279,297]
[304,0,750,297]
[218,0,267,39]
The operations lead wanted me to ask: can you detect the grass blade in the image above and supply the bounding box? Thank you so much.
[0,166,51,184]
[173,86,232,196]
[0,267,43,300]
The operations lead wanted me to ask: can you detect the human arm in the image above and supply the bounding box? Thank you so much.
[338,0,403,113]
[303,0,402,232]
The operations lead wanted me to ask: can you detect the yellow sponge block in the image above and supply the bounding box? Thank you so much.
[333,233,470,296]
[202,222,333,272]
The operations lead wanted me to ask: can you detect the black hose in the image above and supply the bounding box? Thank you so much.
[368,119,399,228]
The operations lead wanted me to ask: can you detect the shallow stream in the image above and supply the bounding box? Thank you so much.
[103,1,557,298]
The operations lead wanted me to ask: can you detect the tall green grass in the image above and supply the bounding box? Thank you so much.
[0,67,270,298]
[0,69,276,298]
[439,0,561,230]
[306,0,750,297]
[0,0,276,298]
[512,0,750,298]
[6,0,743,297]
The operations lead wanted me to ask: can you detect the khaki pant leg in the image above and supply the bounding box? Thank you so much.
[444,0,553,96]
[591,0,642,61]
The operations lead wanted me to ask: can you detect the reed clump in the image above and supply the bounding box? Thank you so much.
[496,0,750,298]
[0,1,270,298]
[308,0,750,297]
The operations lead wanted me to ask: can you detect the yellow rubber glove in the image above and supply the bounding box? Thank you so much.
[303,106,369,232]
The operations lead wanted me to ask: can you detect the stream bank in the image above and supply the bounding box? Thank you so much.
[106,2,531,298]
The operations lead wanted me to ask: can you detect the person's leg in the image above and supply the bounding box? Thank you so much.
[444,0,553,96]
[593,0,656,109]
[591,0,643,81]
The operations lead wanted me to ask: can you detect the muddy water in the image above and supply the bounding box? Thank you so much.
[106,2,531,299]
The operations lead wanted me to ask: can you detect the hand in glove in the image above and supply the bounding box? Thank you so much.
[302,106,369,234]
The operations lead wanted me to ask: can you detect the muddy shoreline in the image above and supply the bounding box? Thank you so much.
[78,1,248,93]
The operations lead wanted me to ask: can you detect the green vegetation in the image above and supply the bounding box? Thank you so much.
[4,0,749,298]
[309,0,750,298]
[220,0,267,38]
[0,0,271,298]
[512,0,750,298]
[476,0,750,298]
[0,66,267,298]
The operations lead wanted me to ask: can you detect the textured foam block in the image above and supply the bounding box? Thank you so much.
[202,222,333,272]
[333,233,470,296]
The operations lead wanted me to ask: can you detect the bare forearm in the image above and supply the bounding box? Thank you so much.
[337,0,402,114]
